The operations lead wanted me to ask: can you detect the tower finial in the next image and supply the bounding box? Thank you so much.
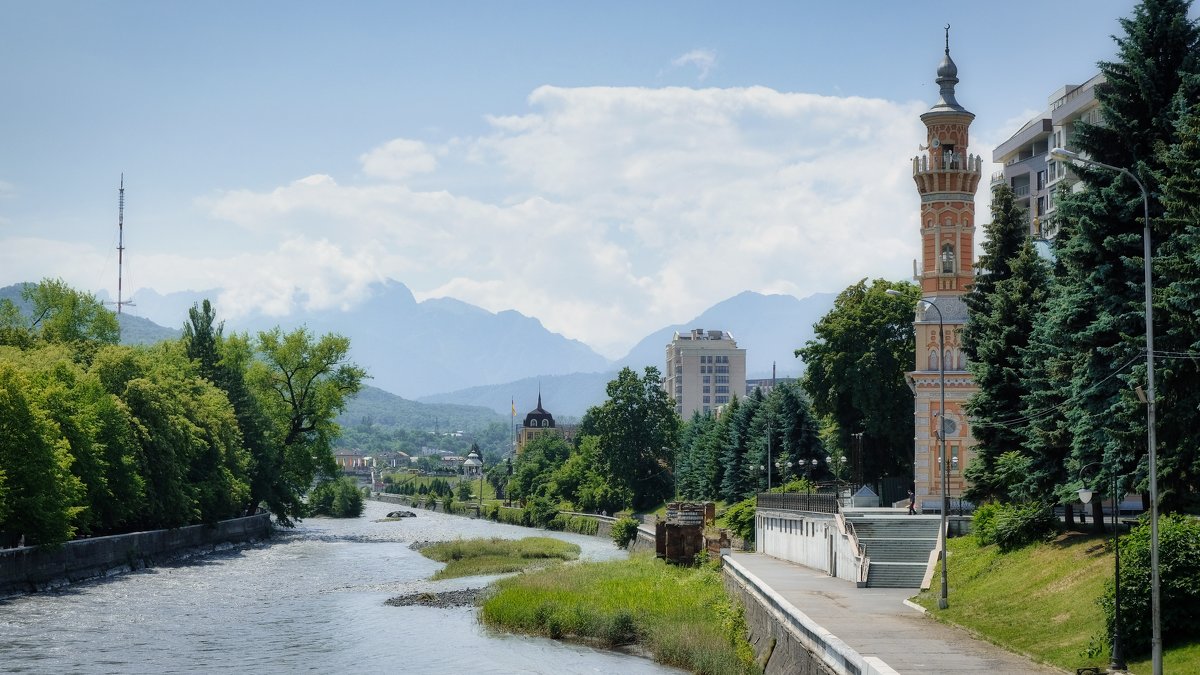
[944,24,950,54]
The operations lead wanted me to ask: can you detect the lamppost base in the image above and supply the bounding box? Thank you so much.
[937,598,948,610]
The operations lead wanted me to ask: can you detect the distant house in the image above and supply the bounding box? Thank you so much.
[517,394,572,453]
[333,449,369,473]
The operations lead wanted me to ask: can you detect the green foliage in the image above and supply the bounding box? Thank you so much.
[248,325,365,525]
[581,367,679,511]
[1104,513,1200,655]
[546,514,600,536]
[0,360,84,546]
[611,516,640,548]
[307,477,365,518]
[797,278,916,483]
[962,185,1049,504]
[507,435,572,504]
[972,502,1001,546]
[481,555,757,674]
[2,279,120,355]
[723,498,756,544]
[990,503,1058,552]
[456,479,473,501]
[523,495,559,528]
[420,536,580,579]
[1043,0,1200,512]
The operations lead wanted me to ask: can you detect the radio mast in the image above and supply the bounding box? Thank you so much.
[113,174,134,315]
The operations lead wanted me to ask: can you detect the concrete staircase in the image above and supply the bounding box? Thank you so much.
[846,515,941,589]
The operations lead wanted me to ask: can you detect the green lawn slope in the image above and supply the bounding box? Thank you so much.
[913,532,1199,674]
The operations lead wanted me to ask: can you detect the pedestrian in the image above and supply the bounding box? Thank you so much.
[907,490,916,515]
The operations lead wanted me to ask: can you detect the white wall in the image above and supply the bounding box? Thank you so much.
[756,509,864,584]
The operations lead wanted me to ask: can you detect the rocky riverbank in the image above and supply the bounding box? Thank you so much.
[384,588,487,608]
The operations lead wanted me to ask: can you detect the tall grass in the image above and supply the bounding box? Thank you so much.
[481,553,758,675]
[420,537,579,579]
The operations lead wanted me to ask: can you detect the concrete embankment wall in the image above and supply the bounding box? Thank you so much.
[723,556,896,675]
[0,514,272,597]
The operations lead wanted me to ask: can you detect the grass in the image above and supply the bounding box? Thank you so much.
[419,537,579,579]
[481,553,758,675]
[913,532,1200,674]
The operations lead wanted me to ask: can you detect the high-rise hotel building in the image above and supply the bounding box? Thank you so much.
[665,329,747,419]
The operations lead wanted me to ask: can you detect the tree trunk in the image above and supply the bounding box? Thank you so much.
[1065,503,1076,528]
[1092,500,1106,534]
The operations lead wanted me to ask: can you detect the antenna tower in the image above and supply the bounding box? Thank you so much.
[112,174,135,315]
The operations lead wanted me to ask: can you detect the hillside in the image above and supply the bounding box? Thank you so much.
[419,371,613,420]
[337,384,503,433]
[2,283,179,346]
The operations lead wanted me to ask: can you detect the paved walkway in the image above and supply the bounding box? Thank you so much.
[727,552,1064,674]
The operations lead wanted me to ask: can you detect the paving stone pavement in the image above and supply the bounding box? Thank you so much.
[727,552,1066,674]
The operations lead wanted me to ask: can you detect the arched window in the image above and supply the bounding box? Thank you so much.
[929,349,939,371]
[941,243,955,273]
[945,349,953,370]
[541,419,550,428]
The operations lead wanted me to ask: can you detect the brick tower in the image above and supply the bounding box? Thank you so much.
[905,30,981,509]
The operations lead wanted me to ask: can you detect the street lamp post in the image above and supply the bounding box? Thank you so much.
[887,288,949,609]
[1078,462,1126,673]
[1050,147,1160,674]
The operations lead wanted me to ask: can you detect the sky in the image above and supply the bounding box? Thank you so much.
[0,1,1159,358]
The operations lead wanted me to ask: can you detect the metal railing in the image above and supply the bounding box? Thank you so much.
[757,492,839,514]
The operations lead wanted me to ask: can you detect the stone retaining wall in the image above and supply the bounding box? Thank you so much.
[722,556,897,675]
[0,514,272,597]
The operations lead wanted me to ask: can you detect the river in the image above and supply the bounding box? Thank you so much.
[0,500,680,674]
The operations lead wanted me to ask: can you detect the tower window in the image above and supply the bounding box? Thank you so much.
[941,244,955,273]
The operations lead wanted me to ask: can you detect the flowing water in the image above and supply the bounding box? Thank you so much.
[0,500,679,674]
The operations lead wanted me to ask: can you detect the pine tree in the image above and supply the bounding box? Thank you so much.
[1051,0,1199,511]
[961,184,1032,502]
[1154,100,1200,509]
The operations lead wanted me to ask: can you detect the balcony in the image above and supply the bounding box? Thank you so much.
[1013,184,1030,198]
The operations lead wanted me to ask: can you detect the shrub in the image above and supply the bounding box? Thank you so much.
[1103,513,1200,655]
[972,501,1002,545]
[612,516,640,548]
[524,495,559,528]
[307,478,365,518]
[547,514,600,536]
[992,503,1057,552]
[724,498,756,545]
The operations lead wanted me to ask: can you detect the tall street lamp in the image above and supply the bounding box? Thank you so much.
[887,288,949,609]
[1078,462,1126,673]
[1050,147,1160,674]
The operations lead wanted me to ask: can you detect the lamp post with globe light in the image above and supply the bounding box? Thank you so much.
[887,287,949,610]
[1050,146,1160,674]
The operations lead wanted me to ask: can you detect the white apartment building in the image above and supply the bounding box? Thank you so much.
[664,329,747,419]
[991,73,1104,239]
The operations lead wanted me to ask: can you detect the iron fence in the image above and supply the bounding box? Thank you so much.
[756,492,839,514]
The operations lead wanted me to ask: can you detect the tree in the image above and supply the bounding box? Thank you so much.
[0,361,84,546]
[797,278,917,483]
[22,279,119,347]
[719,394,757,502]
[582,367,679,511]
[248,326,366,525]
[183,301,283,519]
[963,237,1052,504]
[1155,98,1200,510]
[1050,0,1199,513]
[773,381,825,483]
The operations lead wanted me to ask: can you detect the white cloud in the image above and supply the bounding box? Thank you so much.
[192,84,929,358]
[359,138,438,180]
[670,49,717,81]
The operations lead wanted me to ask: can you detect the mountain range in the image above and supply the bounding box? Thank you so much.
[4,279,836,419]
